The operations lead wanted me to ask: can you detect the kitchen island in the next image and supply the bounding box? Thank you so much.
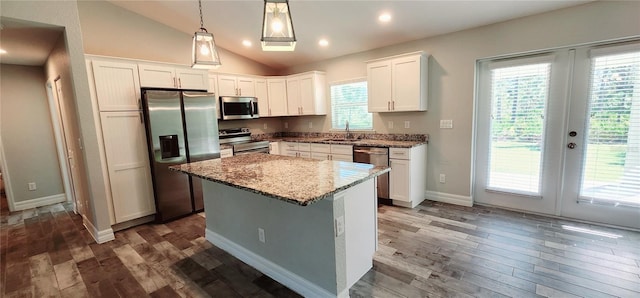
[170,153,389,297]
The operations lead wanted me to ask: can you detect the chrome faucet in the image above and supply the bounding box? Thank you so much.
[345,120,351,139]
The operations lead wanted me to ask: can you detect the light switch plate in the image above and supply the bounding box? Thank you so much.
[308,121,313,129]
[440,120,453,129]
[284,122,288,129]
[404,121,410,129]
[388,121,394,129]
[335,216,345,236]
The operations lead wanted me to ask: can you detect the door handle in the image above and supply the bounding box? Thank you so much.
[567,143,576,149]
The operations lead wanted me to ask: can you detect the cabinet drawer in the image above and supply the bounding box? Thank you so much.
[298,143,311,151]
[331,144,353,155]
[298,151,311,158]
[283,142,298,151]
[310,143,330,153]
[390,147,411,160]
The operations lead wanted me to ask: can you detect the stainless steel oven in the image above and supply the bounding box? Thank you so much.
[219,127,270,156]
[220,96,259,120]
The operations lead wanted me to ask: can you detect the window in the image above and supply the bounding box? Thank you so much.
[487,60,551,195]
[331,79,372,130]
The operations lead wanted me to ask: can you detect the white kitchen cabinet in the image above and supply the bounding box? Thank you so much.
[138,63,208,90]
[310,143,353,161]
[91,60,141,111]
[286,72,326,116]
[220,148,233,158]
[217,74,256,96]
[269,142,280,155]
[266,77,288,116]
[255,78,269,118]
[99,111,155,223]
[367,52,428,112]
[207,74,220,119]
[281,142,311,158]
[389,145,427,208]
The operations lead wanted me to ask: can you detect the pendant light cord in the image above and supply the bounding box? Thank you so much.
[198,0,206,31]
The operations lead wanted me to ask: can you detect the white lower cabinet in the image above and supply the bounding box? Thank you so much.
[310,143,353,161]
[220,148,233,158]
[268,142,280,155]
[389,145,427,208]
[99,111,155,223]
[281,142,311,158]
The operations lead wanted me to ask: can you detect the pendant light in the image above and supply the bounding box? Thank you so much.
[192,0,221,69]
[261,0,296,51]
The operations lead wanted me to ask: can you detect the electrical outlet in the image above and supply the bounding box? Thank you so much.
[28,182,37,191]
[440,120,453,129]
[335,216,345,236]
[309,121,313,129]
[284,122,288,129]
[258,228,265,243]
[404,121,410,129]
[439,174,446,184]
[388,121,394,129]
[263,123,268,129]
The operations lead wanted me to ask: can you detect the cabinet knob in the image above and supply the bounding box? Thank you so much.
[388,101,390,111]
[178,78,182,88]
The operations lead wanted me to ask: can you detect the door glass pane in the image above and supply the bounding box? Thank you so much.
[487,63,551,195]
[580,51,640,207]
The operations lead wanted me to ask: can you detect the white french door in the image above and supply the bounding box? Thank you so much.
[474,41,640,229]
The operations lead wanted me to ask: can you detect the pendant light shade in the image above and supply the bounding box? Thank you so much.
[192,0,221,69]
[261,0,296,51]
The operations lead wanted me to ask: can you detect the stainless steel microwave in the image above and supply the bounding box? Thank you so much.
[219,96,259,120]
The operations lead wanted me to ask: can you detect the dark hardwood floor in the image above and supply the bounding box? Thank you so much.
[2,189,639,297]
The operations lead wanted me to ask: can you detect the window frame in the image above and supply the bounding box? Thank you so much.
[329,78,373,131]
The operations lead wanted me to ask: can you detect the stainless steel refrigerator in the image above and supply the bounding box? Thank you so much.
[142,89,220,222]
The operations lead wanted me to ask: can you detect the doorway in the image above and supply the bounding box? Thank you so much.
[474,41,640,229]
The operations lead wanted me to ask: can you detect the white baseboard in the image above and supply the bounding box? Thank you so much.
[425,191,473,207]
[13,193,66,211]
[205,229,347,298]
[83,215,115,244]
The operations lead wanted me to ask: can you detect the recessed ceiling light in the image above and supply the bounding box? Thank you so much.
[378,13,392,23]
[242,40,252,47]
[318,39,329,47]
[0,49,7,55]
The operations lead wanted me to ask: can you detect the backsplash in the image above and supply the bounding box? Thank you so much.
[252,131,429,143]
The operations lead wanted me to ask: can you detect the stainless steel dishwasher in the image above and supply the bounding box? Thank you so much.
[353,146,389,199]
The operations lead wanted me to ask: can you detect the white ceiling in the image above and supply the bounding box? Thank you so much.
[108,0,592,70]
[0,1,592,68]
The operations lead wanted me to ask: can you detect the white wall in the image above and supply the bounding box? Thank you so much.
[0,64,65,203]
[282,1,640,201]
[45,35,92,216]
[2,0,112,234]
[77,0,275,76]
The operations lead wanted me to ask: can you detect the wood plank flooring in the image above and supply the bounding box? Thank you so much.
[2,192,639,297]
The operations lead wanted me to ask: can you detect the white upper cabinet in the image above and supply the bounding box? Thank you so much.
[367,52,428,112]
[217,74,256,96]
[208,74,221,119]
[138,63,208,90]
[91,60,141,111]
[286,72,326,116]
[255,78,269,117]
[266,77,288,116]
[176,68,209,90]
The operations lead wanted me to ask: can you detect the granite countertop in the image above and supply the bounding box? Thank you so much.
[170,154,390,206]
[262,136,426,148]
